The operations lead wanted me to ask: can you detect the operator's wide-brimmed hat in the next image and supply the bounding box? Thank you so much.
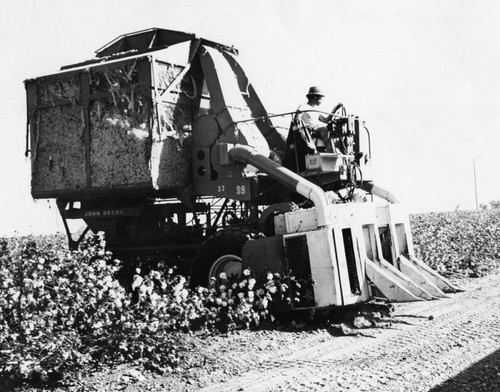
[306,86,325,97]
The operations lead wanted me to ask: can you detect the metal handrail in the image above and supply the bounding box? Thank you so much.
[231,109,347,125]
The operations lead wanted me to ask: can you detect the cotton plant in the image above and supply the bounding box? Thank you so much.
[0,233,310,385]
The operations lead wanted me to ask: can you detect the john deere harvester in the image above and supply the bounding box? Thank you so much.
[24,28,458,308]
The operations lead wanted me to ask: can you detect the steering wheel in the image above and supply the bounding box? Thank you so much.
[331,103,346,119]
[328,104,353,154]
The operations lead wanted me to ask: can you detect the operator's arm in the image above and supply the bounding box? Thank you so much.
[318,113,330,123]
[318,102,343,123]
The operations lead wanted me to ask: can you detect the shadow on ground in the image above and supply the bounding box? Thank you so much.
[429,348,500,392]
[265,301,395,337]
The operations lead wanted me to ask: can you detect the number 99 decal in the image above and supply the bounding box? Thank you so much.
[236,185,246,195]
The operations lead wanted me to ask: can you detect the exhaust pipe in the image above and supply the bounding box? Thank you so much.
[228,144,332,227]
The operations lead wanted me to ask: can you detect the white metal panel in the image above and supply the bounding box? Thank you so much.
[284,208,317,234]
[304,154,346,174]
[330,202,377,229]
[273,214,287,235]
[375,204,391,226]
[331,228,350,306]
[376,203,414,263]
[277,202,380,235]
[303,228,342,307]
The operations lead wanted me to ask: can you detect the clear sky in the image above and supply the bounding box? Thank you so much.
[1,0,499,235]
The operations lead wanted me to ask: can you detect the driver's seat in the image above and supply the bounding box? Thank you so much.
[283,119,316,172]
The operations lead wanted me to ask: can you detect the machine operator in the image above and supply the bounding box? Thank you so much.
[294,86,343,149]
[284,86,343,172]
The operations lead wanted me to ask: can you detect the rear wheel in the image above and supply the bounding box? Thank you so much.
[208,254,243,282]
[190,227,263,287]
[258,202,298,237]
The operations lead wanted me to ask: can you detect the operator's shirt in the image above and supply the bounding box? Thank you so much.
[296,103,323,130]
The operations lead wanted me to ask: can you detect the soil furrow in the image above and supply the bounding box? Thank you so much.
[199,273,500,392]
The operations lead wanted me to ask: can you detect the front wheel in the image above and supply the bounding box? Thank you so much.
[190,227,263,287]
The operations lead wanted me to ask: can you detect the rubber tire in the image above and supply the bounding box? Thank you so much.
[258,202,298,237]
[190,227,262,288]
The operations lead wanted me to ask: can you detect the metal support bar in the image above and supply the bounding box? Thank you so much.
[232,110,346,125]
[24,82,38,157]
[156,62,192,102]
[56,199,90,250]
[198,46,237,134]
[212,199,229,227]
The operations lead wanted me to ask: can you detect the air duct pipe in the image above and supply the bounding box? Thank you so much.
[228,145,332,228]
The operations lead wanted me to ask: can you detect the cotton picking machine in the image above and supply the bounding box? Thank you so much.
[24,28,458,309]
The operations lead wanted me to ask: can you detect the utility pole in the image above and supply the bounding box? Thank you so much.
[473,159,479,210]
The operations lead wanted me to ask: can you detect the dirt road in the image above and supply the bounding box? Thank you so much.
[57,271,500,392]
[195,272,500,392]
